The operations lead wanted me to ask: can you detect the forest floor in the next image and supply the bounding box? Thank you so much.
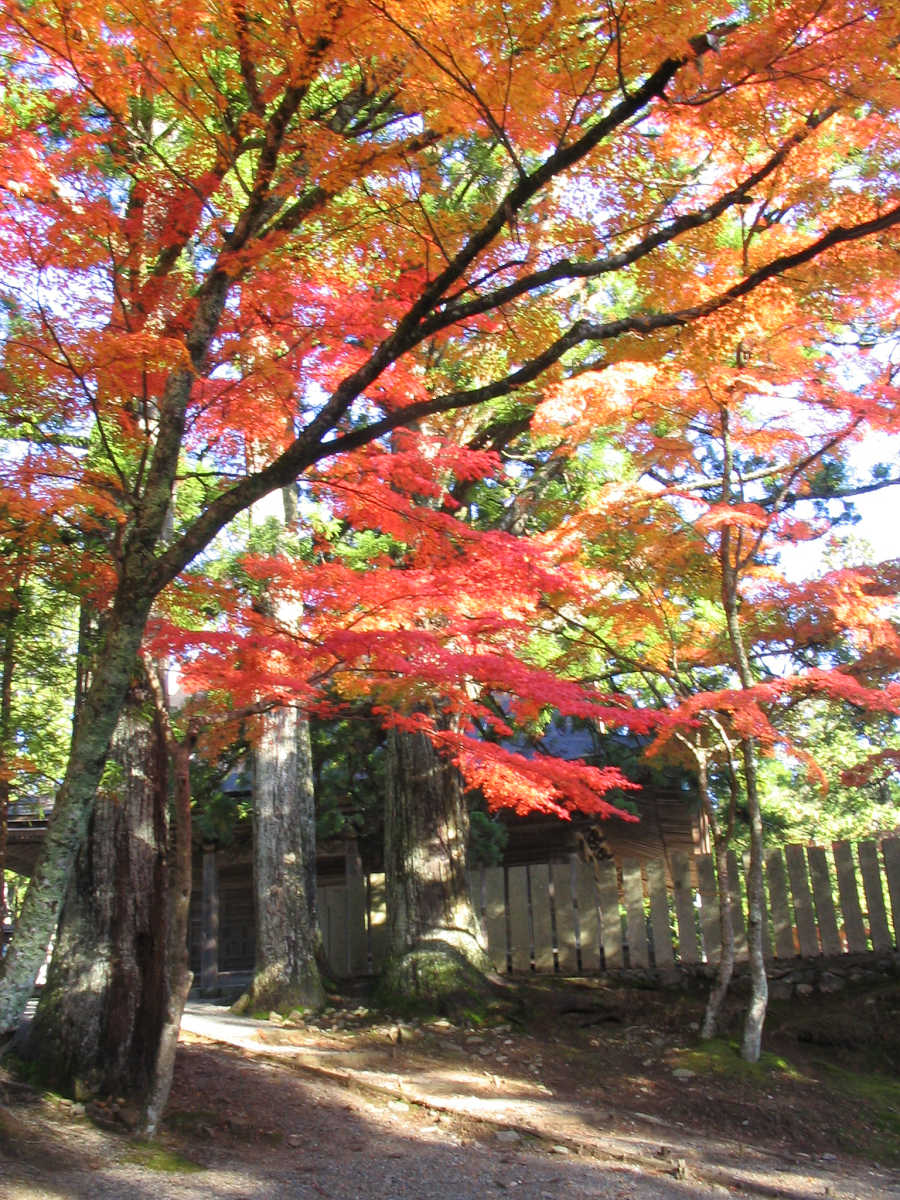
[1,973,899,1199]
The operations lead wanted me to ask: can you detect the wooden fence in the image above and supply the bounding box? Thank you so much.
[319,838,900,976]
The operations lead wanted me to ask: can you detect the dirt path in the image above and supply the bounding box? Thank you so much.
[2,978,899,1199]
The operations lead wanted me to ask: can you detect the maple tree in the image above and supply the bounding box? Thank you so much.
[0,0,898,1111]
[531,332,900,1054]
[167,435,648,1008]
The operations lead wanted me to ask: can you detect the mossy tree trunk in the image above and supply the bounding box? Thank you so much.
[379,724,489,1013]
[21,682,171,1123]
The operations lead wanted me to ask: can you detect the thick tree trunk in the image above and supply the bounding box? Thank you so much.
[20,684,170,1122]
[0,593,156,1035]
[379,726,489,1013]
[140,734,194,1137]
[235,706,324,1014]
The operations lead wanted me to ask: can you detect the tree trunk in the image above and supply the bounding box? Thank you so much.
[0,593,158,1036]
[20,684,170,1122]
[140,733,194,1137]
[234,706,324,1014]
[701,831,736,1039]
[740,736,768,1062]
[378,726,490,1014]
[717,405,768,1062]
[0,592,17,931]
[696,749,737,1041]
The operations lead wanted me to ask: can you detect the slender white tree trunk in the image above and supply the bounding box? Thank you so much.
[740,736,768,1062]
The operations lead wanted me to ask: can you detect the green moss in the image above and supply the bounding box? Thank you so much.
[820,1065,900,1163]
[375,942,495,1019]
[122,1142,205,1173]
[674,1039,807,1082]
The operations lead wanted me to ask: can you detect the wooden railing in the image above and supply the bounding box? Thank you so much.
[319,839,900,977]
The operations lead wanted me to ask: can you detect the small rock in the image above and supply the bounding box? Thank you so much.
[388,1100,410,1113]
[288,1134,303,1147]
[796,983,814,997]
[268,1011,284,1024]
[286,1009,306,1026]
[672,1068,695,1080]
[550,1144,570,1155]
[495,1128,522,1144]
[819,973,845,994]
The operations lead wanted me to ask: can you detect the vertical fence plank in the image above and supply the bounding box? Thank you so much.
[574,859,601,971]
[744,850,773,961]
[552,860,578,974]
[530,863,554,972]
[347,865,368,975]
[317,842,890,982]
[882,838,900,945]
[807,845,842,956]
[483,866,508,972]
[671,851,699,964]
[323,886,348,975]
[200,846,220,992]
[367,872,387,971]
[765,847,795,959]
[507,865,531,971]
[622,858,648,968]
[696,853,721,966]
[728,851,748,961]
[858,841,892,951]
[595,860,623,968]
[646,858,674,969]
[832,841,866,952]
[785,844,819,956]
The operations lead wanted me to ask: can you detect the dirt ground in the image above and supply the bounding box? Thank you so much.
[1,973,899,1199]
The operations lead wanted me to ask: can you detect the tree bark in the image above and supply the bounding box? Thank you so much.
[20,683,170,1121]
[234,706,324,1014]
[740,736,768,1062]
[718,404,769,1062]
[140,732,194,1136]
[379,725,489,1013]
[0,578,161,1035]
[0,589,17,931]
[694,744,738,1041]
